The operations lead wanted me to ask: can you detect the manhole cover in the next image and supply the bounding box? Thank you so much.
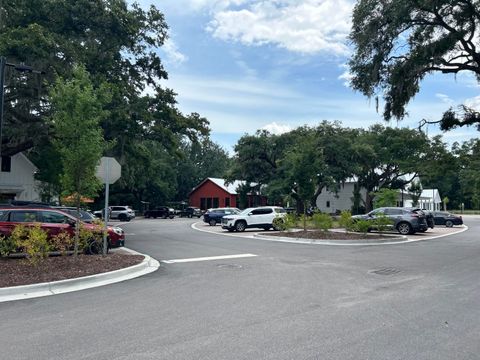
[371,267,401,276]
[216,263,243,269]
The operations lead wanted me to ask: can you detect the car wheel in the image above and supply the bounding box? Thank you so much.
[235,221,247,232]
[86,238,108,255]
[169,215,174,219]
[227,229,234,232]
[209,219,216,226]
[188,214,192,218]
[445,220,454,227]
[118,214,127,222]
[262,226,271,231]
[272,218,284,231]
[397,222,413,235]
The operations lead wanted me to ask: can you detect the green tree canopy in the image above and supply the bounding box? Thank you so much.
[349,0,480,130]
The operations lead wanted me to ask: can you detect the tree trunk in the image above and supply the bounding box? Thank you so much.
[74,194,81,258]
[365,191,374,213]
[303,205,307,231]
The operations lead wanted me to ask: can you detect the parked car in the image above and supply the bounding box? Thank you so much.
[221,206,287,232]
[144,206,175,219]
[0,207,125,250]
[352,207,429,235]
[203,208,240,226]
[53,206,97,223]
[94,206,135,221]
[432,211,463,227]
[179,207,202,218]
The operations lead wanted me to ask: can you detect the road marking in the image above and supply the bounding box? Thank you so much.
[162,253,257,264]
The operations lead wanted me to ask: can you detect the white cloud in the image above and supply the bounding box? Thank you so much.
[207,0,354,55]
[338,65,353,87]
[435,93,454,106]
[262,122,292,135]
[464,95,480,110]
[162,39,188,65]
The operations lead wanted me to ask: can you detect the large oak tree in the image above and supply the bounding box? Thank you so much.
[349,0,480,130]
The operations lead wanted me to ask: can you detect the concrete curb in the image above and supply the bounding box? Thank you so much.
[253,233,408,246]
[0,248,160,303]
[192,221,469,247]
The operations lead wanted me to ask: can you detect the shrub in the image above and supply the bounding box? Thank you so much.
[311,212,333,231]
[339,210,354,232]
[0,233,18,257]
[50,232,74,255]
[353,219,370,234]
[79,222,106,254]
[272,213,298,231]
[17,224,51,265]
[372,214,393,233]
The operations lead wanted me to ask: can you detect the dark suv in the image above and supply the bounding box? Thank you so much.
[179,207,202,218]
[203,208,240,226]
[352,207,429,235]
[144,206,175,219]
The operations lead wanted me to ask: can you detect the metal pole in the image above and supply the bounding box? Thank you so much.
[102,158,110,255]
[0,57,6,158]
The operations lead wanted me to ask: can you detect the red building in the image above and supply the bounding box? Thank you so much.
[189,178,267,210]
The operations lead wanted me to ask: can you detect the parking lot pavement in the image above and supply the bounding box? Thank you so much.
[405,225,467,240]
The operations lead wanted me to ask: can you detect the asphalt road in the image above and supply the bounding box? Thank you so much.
[1,217,480,360]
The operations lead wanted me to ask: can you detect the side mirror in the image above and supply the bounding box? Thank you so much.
[248,213,252,216]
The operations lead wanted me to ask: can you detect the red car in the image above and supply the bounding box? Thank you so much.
[0,207,125,248]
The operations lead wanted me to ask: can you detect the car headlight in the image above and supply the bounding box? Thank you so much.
[112,227,124,235]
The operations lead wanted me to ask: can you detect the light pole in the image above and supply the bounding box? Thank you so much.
[0,56,44,158]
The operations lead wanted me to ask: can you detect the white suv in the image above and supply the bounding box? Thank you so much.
[221,206,286,232]
[95,206,135,222]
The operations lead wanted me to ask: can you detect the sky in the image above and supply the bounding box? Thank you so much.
[138,0,479,152]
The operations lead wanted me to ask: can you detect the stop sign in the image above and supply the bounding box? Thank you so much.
[96,157,121,184]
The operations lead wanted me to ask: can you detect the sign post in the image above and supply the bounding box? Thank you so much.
[96,157,121,255]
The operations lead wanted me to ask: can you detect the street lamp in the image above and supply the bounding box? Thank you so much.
[0,56,44,158]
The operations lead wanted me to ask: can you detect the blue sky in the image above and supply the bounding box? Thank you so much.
[139,0,479,152]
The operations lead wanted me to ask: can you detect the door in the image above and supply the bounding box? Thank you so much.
[39,210,73,237]
[0,210,40,237]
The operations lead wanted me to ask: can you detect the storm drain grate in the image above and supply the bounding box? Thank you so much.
[371,267,401,276]
[216,264,243,269]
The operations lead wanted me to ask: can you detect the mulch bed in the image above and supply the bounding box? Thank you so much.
[266,230,395,240]
[0,253,144,288]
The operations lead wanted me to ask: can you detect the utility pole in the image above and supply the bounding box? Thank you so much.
[0,57,6,158]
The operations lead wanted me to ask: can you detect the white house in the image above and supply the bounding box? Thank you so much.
[316,177,441,213]
[0,153,41,202]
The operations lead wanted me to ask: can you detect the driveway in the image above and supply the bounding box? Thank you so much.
[1,217,480,360]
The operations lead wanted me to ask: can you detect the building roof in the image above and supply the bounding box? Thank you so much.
[420,189,442,203]
[190,178,259,196]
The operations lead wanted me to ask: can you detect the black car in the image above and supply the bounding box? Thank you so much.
[144,206,175,219]
[179,207,202,218]
[203,208,240,226]
[432,212,463,227]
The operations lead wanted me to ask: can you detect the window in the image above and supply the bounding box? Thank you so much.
[41,211,69,224]
[385,208,402,215]
[1,156,11,172]
[213,198,219,208]
[251,208,273,215]
[326,201,330,208]
[206,198,212,209]
[9,211,38,222]
[225,197,230,207]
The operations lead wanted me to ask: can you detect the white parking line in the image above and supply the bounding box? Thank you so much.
[161,253,257,264]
